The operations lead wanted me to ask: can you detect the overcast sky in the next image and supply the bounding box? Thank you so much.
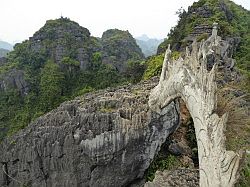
[0,0,249,43]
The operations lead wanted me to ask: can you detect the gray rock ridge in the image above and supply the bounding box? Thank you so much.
[0,78,180,187]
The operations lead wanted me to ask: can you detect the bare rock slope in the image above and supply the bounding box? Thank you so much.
[0,77,179,187]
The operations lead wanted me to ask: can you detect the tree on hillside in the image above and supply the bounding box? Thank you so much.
[39,60,64,111]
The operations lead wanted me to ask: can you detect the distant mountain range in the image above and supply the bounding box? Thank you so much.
[136,35,163,57]
[0,40,13,51]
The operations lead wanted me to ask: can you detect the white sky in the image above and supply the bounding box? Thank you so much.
[0,0,249,43]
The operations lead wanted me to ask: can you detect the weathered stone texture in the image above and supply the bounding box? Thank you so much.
[149,24,243,187]
[0,69,28,95]
[145,168,199,187]
[0,78,180,187]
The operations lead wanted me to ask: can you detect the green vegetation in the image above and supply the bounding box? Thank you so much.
[144,0,250,183]
[157,0,250,73]
[0,18,145,141]
[142,51,180,80]
[0,61,18,74]
[61,57,80,67]
[171,51,181,60]
[143,54,164,80]
[145,149,180,181]
[75,86,95,97]
[102,29,144,62]
[0,3,249,185]
[99,106,116,113]
[237,155,250,187]
[39,60,64,111]
[197,33,209,42]
[124,60,145,83]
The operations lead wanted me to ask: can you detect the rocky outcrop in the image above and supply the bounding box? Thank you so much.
[189,4,212,18]
[0,69,28,95]
[0,57,28,95]
[149,24,243,187]
[101,29,144,72]
[29,17,99,70]
[28,18,144,72]
[157,0,248,54]
[190,24,212,37]
[0,77,180,187]
[219,1,233,22]
[145,169,199,187]
[31,18,90,42]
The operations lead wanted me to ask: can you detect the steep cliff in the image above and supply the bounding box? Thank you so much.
[0,78,180,187]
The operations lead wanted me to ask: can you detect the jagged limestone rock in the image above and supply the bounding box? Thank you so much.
[0,78,180,187]
[145,168,199,187]
[148,23,243,187]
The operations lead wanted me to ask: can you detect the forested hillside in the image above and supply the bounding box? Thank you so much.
[0,17,145,140]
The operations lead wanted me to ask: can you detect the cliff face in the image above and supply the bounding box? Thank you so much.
[29,17,99,70]
[0,77,180,187]
[0,69,28,95]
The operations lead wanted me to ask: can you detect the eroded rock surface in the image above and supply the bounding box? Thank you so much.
[0,77,180,187]
[145,169,199,187]
[149,24,243,187]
